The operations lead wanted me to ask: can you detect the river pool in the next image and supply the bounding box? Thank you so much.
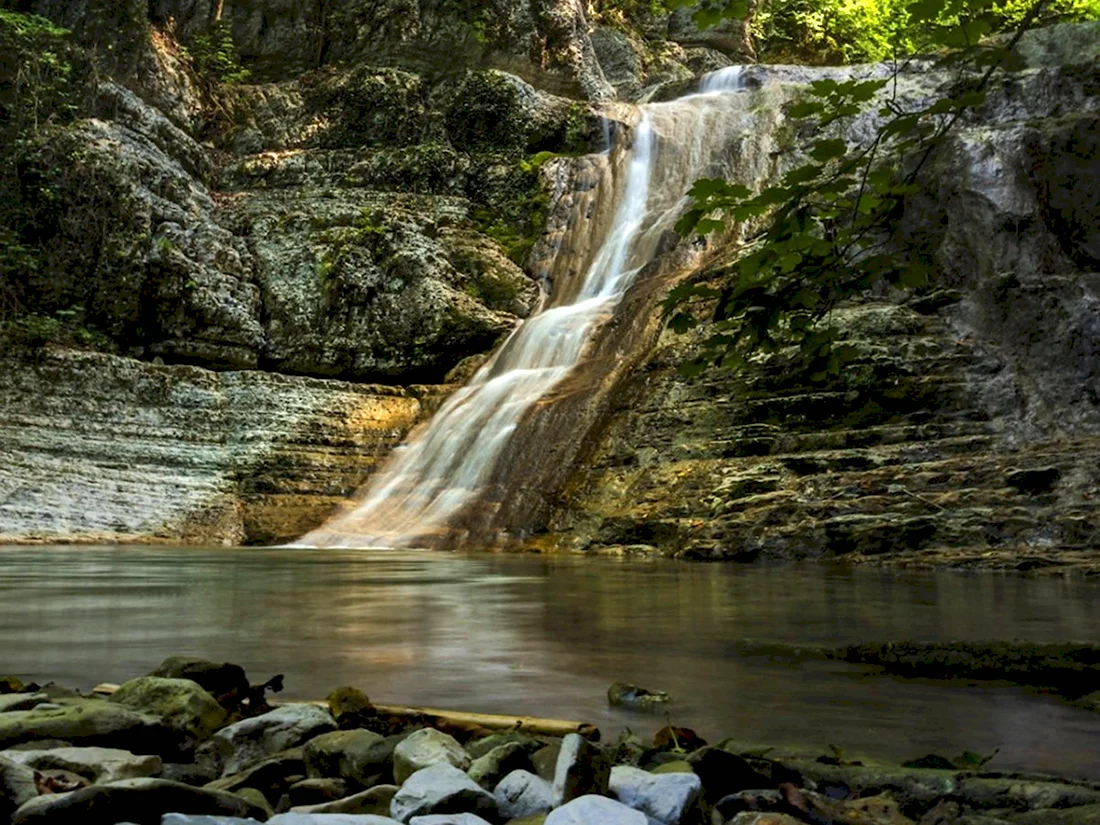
[2,546,1099,778]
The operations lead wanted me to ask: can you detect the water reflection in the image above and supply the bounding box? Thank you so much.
[2,546,1100,778]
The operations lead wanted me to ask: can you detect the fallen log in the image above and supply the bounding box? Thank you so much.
[92,682,597,738]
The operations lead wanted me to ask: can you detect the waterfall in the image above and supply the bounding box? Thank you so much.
[297,69,755,549]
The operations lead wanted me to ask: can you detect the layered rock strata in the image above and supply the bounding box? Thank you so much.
[0,350,447,545]
[540,36,1100,571]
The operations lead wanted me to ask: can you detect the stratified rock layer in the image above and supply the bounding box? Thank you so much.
[540,47,1100,572]
[0,350,444,545]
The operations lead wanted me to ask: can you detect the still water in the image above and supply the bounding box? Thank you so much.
[2,546,1100,778]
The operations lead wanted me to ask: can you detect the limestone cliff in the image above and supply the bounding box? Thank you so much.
[0,0,603,542]
[1,0,1098,564]
[536,27,1100,571]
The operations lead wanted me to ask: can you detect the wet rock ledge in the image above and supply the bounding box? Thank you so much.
[4,658,1100,825]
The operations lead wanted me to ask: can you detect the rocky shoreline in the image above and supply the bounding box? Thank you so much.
[3,658,1100,825]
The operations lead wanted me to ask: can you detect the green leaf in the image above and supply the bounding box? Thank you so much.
[678,358,709,378]
[909,0,946,24]
[788,100,825,119]
[695,218,726,235]
[898,264,930,288]
[809,78,839,96]
[778,252,803,272]
[810,139,848,162]
[692,7,722,29]
[782,164,823,185]
[669,312,699,334]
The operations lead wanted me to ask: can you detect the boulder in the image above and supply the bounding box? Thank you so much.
[205,748,306,801]
[0,699,174,756]
[409,815,494,825]
[269,816,401,825]
[794,763,958,808]
[1,746,162,783]
[326,687,375,729]
[0,695,50,714]
[162,816,264,825]
[686,747,771,803]
[390,763,497,824]
[727,815,806,825]
[286,777,348,807]
[393,729,470,785]
[303,729,392,787]
[607,683,671,711]
[465,735,544,762]
[110,678,228,741]
[214,705,336,775]
[550,734,610,806]
[467,742,532,790]
[493,770,554,819]
[0,757,38,820]
[10,777,268,824]
[160,762,220,786]
[531,744,560,782]
[150,659,250,700]
[1013,805,1100,824]
[234,787,275,818]
[544,794,648,825]
[955,778,1100,811]
[291,784,398,816]
[609,765,702,825]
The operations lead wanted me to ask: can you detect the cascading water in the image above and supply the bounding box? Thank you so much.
[297,69,756,549]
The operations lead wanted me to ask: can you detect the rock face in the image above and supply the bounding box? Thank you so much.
[149,0,614,98]
[0,349,443,545]
[538,50,1100,572]
[3,0,1099,563]
[0,0,607,546]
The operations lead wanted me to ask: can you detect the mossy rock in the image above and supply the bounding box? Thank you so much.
[109,676,227,741]
[0,698,173,755]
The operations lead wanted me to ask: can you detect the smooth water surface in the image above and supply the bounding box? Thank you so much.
[3,546,1100,778]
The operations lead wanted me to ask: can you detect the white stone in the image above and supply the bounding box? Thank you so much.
[493,769,554,819]
[393,729,470,785]
[162,816,264,825]
[610,765,703,825]
[268,815,401,824]
[545,794,648,825]
[390,763,496,824]
[1,746,162,783]
[214,704,336,774]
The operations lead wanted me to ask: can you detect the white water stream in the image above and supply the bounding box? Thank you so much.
[298,69,755,549]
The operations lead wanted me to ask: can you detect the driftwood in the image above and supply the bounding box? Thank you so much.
[92,683,597,739]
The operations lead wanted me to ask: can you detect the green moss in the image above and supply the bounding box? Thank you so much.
[444,71,529,155]
[305,67,428,149]
[468,152,553,266]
